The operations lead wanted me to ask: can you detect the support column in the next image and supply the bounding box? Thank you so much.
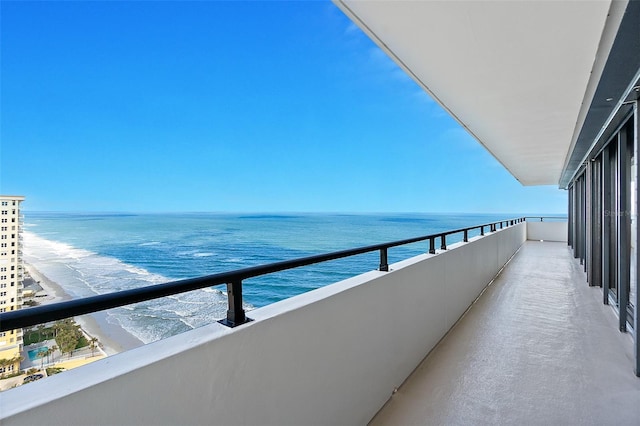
[591,158,602,287]
[576,177,581,260]
[619,129,630,332]
[603,147,612,305]
[634,102,640,376]
[586,163,592,282]
[568,185,573,247]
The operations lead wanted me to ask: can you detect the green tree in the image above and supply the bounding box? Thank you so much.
[56,331,78,359]
[23,326,33,344]
[37,350,46,370]
[53,319,74,338]
[0,358,9,378]
[54,319,82,358]
[43,346,54,365]
[89,337,99,357]
[50,345,58,363]
[0,356,23,378]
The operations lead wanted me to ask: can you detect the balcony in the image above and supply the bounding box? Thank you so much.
[7,220,628,425]
[371,239,640,424]
[1,0,637,423]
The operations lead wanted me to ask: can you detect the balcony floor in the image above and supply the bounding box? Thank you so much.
[370,240,640,425]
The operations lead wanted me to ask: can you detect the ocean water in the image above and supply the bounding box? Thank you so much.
[23,212,524,344]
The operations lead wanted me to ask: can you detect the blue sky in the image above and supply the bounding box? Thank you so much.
[1,1,566,214]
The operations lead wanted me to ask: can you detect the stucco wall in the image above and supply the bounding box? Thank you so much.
[527,221,568,242]
[1,223,526,426]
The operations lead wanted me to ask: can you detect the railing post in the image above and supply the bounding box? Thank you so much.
[540,217,543,222]
[219,280,249,327]
[463,229,468,242]
[500,222,503,229]
[480,225,484,236]
[429,237,436,254]
[379,248,389,272]
[440,235,447,250]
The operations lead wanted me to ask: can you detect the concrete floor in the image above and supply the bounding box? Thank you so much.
[370,241,640,426]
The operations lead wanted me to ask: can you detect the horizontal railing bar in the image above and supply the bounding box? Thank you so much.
[524,216,568,220]
[0,217,525,332]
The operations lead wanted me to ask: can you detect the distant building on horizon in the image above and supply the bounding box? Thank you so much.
[0,195,25,377]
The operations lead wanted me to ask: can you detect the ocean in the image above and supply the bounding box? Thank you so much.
[23,212,529,344]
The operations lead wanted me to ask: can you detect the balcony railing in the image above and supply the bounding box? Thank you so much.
[0,217,527,333]
[524,216,567,222]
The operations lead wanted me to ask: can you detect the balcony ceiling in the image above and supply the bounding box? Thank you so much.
[334,0,624,186]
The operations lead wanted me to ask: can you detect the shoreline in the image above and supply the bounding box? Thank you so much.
[24,263,144,355]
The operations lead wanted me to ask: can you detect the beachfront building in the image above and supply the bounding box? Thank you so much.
[2,1,640,424]
[0,195,25,378]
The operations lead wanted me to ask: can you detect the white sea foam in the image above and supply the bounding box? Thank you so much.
[23,230,232,345]
[202,288,223,294]
[193,252,215,257]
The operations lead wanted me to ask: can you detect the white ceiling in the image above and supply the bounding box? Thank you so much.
[334,0,621,186]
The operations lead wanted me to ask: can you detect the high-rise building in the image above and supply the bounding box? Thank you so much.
[0,195,24,377]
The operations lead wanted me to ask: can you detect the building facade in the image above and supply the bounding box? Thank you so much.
[0,195,25,377]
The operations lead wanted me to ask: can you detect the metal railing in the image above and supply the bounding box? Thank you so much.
[525,216,568,222]
[0,217,526,332]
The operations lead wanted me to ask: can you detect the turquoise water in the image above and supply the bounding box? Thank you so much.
[22,212,548,344]
[27,347,48,361]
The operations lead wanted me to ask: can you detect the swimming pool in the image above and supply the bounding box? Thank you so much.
[27,347,48,362]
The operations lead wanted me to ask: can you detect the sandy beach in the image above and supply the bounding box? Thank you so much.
[24,263,144,355]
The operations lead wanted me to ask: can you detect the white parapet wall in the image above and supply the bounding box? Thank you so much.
[526,220,568,242]
[1,223,526,426]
